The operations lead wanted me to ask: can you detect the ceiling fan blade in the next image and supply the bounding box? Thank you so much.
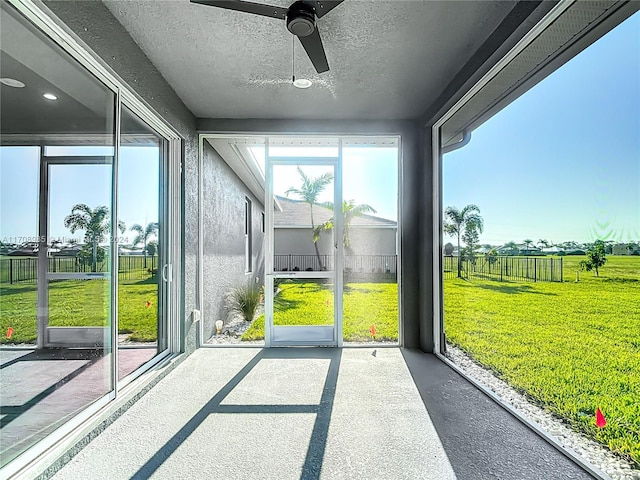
[190,0,287,20]
[298,27,329,73]
[302,1,345,19]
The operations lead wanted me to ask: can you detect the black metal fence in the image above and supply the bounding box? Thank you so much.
[0,256,157,284]
[274,254,397,281]
[443,255,563,283]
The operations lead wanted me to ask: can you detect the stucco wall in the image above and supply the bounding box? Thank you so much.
[202,142,264,340]
[275,227,396,256]
[274,229,333,257]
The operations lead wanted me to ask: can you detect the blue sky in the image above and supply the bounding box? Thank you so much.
[255,146,399,222]
[0,146,159,245]
[443,11,639,246]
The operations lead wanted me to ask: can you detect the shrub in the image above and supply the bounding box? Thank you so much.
[225,284,262,322]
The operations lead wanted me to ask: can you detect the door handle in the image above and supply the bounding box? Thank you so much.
[162,264,171,282]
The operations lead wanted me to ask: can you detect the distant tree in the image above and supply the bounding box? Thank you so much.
[286,167,334,270]
[537,239,550,249]
[523,239,534,253]
[444,243,454,256]
[314,199,376,255]
[130,221,159,267]
[580,240,607,277]
[64,204,125,272]
[462,220,481,263]
[146,241,158,257]
[562,240,578,250]
[504,241,518,255]
[444,204,484,278]
[604,240,615,254]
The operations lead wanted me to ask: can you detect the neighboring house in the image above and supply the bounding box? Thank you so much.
[118,246,146,256]
[542,246,564,255]
[612,243,640,255]
[274,196,397,272]
[496,244,545,256]
[53,244,84,257]
[6,242,39,256]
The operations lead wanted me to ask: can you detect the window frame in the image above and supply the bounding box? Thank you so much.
[245,197,252,273]
[0,1,184,478]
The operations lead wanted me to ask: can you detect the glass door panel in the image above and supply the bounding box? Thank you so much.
[267,159,340,346]
[43,161,112,349]
[341,143,399,344]
[273,280,335,327]
[117,105,167,380]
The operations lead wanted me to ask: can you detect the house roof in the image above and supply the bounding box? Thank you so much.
[274,196,396,228]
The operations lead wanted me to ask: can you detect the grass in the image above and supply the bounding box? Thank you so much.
[0,277,158,343]
[444,256,640,466]
[241,281,398,342]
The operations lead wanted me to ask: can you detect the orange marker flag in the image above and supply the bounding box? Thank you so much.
[369,324,377,337]
[145,300,152,308]
[595,407,607,428]
[6,327,14,339]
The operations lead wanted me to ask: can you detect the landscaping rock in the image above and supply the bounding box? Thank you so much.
[446,344,639,479]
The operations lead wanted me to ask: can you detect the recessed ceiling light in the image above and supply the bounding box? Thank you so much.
[293,78,312,89]
[0,78,25,88]
[43,93,58,101]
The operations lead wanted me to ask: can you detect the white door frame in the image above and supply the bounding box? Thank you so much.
[264,140,344,347]
[37,154,114,348]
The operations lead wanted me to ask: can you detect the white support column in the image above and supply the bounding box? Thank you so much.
[335,140,344,347]
[111,90,121,394]
[264,139,273,347]
[37,147,48,349]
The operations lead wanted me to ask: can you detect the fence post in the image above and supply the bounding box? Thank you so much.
[560,257,563,282]
[534,258,537,282]
[9,259,13,284]
[500,257,503,282]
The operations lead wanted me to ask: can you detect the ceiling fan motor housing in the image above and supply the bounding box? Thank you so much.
[287,1,316,37]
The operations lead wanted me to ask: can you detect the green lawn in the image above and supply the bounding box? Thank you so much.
[444,256,640,466]
[0,278,159,343]
[241,281,399,342]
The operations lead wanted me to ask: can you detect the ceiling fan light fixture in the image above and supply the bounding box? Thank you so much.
[287,2,316,37]
[293,78,313,89]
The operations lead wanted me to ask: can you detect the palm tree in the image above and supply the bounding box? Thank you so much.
[523,239,534,254]
[503,241,518,255]
[538,239,550,249]
[130,222,159,267]
[443,204,483,278]
[64,204,125,272]
[314,200,377,255]
[286,166,334,270]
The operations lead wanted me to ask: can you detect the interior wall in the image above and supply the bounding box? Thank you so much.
[202,141,264,341]
[42,0,200,354]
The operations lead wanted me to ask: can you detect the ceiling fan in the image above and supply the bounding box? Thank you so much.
[190,0,345,73]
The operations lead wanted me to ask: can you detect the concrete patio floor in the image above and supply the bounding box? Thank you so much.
[0,346,157,466]
[48,348,595,480]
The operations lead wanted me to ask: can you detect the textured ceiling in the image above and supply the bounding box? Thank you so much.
[103,0,516,120]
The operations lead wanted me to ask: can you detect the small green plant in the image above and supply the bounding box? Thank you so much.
[580,239,607,277]
[225,284,262,322]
